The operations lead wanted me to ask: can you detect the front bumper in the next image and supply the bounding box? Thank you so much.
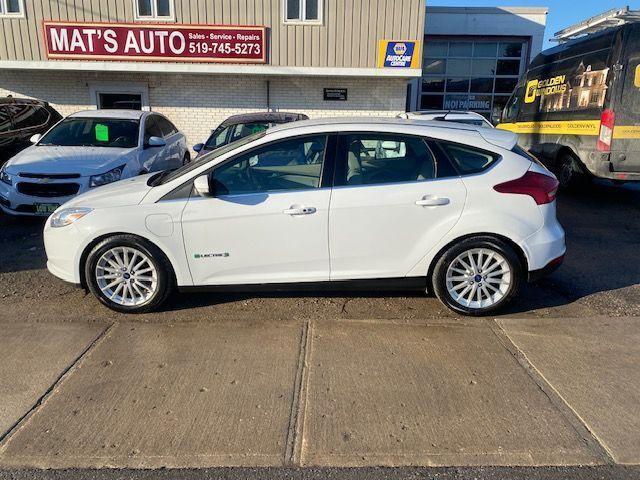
[0,177,87,216]
[43,220,85,284]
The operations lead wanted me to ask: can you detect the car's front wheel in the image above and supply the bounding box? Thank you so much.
[432,236,522,316]
[85,235,173,313]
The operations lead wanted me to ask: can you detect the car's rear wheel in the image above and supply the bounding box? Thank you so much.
[85,235,173,313]
[432,236,522,316]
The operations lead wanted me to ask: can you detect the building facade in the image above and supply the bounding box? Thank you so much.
[0,0,425,145]
[414,6,548,121]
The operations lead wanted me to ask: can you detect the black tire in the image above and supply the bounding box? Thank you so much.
[432,236,523,316]
[85,234,174,314]
[555,153,588,190]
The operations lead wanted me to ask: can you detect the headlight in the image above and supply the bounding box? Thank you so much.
[90,165,125,188]
[49,207,93,228]
[0,167,11,186]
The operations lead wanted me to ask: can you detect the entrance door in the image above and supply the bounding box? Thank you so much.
[182,134,333,285]
[98,93,143,110]
[329,132,467,280]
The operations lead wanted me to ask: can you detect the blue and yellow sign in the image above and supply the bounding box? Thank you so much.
[377,40,420,68]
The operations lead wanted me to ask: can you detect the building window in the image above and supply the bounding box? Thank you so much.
[420,38,527,123]
[0,0,24,17]
[284,0,322,24]
[134,0,174,21]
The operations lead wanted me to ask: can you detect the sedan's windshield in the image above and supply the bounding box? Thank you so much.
[39,118,139,148]
[151,130,267,186]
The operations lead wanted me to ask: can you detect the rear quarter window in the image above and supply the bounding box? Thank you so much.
[438,141,500,175]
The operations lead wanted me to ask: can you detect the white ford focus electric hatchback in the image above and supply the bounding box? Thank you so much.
[0,110,188,216]
[43,118,565,316]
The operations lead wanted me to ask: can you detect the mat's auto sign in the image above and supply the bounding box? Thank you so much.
[43,21,266,63]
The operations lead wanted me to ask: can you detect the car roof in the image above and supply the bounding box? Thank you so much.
[405,110,487,118]
[68,109,146,120]
[220,111,308,127]
[266,117,517,150]
[0,97,50,106]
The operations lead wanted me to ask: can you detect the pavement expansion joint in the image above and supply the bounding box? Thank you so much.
[0,322,117,452]
[488,318,616,465]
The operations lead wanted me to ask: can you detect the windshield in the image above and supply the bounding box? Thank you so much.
[39,118,139,148]
[152,130,267,186]
[203,122,273,151]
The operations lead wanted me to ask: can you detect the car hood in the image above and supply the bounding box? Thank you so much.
[63,174,153,209]
[3,145,136,176]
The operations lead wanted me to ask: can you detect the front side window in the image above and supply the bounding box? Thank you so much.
[39,118,140,148]
[211,135,327,195]
[0,0,24,16]
[135,0,173,20]
[155,116,178,138]
[337,134,438,187]
[284,0,321,23]
[0,106,12,134]
[143,116,163,143]
[12,105,50,130]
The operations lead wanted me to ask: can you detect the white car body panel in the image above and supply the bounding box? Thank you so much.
[0,109,187,216]
[43,118,565,302]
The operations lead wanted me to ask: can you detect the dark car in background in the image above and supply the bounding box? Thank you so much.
[193,112,308,157]
[0,97,62,164]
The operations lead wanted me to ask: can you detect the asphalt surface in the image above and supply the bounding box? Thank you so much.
[1,180,639,322]
[0,180,639,480]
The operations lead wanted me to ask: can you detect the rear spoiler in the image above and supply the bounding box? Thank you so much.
[476,128,518,151]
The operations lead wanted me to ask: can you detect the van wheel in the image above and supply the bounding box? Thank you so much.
[85,235,174,314]
[432,236,522,316]
[556,153,587,190]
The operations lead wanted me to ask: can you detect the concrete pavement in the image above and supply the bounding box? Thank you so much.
[1,316,638,470]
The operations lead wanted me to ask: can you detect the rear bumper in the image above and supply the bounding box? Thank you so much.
[528,254,564,282]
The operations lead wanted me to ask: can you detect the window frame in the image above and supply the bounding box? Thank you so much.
[0,0,25,18]
[133,0,175,22]
[283,0,323,25]
[333,132,457,188]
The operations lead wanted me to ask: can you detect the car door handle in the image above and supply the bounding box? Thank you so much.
[283,206,317,215]
[415,195,450,207]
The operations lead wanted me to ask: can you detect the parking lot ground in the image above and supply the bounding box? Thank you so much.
[0,321,303,469]
[499,316,640,465]
[0,322,107,437]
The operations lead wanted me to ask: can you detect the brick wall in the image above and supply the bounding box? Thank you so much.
[0,70,407,147]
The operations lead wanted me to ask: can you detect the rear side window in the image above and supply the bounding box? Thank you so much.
[438,141,500,174]
[337,133,439,186]
[12,105,50,130]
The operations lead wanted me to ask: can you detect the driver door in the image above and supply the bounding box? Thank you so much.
[181,134,334,285]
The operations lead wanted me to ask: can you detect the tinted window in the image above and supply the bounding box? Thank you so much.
[338,134,437,186]
[439,142,500,174]
[0,106,12,134]
[144,116,163,143]
[156,116,178,137]
[212,135,327,195]
[39,118,139,148]
[12,105,50,130]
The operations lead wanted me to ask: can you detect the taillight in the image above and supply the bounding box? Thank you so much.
[494,171,559,205]
[597,109,615,152]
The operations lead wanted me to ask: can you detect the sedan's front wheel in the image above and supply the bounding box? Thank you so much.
[432,236,522,316]
[85,235,173,313]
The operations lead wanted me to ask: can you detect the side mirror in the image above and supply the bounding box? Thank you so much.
[193,174,210,197]
[146,136,166,148]
[30,134,42,144]
[193,143,204,153]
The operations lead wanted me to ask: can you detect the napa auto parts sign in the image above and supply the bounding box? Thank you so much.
[43,21,266,63]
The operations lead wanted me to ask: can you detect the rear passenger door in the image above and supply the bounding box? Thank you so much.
[156,115,183,169]
[328,132,467,280]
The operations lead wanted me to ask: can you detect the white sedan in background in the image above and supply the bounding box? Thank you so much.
[0,110,188,216]
[43,118,564,316]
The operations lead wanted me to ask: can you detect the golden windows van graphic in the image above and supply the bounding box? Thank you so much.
[524,64,609,113]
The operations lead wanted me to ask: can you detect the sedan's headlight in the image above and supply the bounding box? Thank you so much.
[0,167,11,186]
[90,165,125,188]
[50,207,93,228]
